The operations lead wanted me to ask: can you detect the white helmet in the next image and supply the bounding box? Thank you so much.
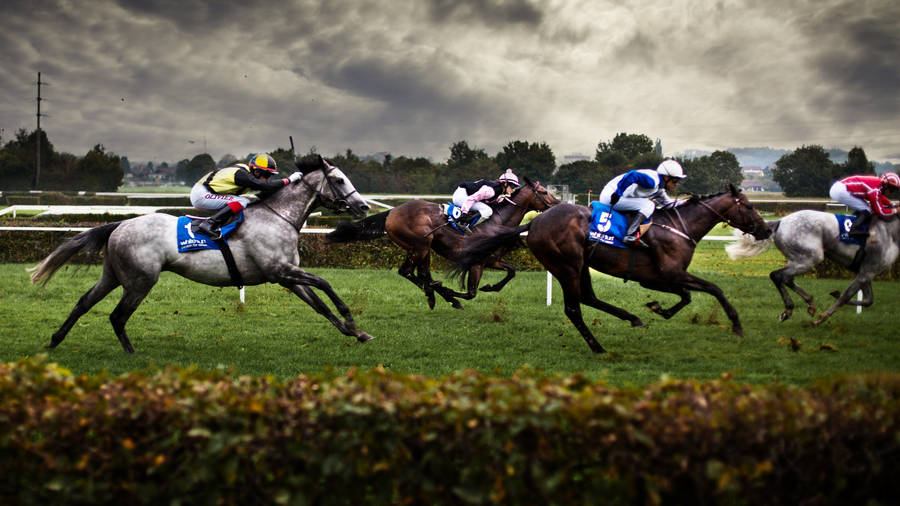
[497,168,520,186]
[657,159,686,179]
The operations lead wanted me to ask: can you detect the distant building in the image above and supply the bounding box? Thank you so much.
[740,179,765,192]
[741,166,765,178]
[562,153,591,165]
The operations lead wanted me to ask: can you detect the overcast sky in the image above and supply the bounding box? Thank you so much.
[2,0,899,167]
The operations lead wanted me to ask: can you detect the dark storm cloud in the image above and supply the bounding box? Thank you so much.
[426,0,544,26]
[807,6,900,121]
[2,0,898,165]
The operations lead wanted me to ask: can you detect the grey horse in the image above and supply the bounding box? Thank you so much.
[29,156,373,353]
[726,209,899,325]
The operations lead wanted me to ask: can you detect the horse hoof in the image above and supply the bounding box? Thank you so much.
[829,290,840,299]
[451,300,464,310]
[427,297,436,310]
[631,319,645,327]
[733,327,744,338]
[779,311,792,322]
[646,301,661,313]
[807,306,817,316]
[356,333,375,343]
[480,285,498,292]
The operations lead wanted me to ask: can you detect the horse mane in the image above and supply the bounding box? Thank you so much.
[685,189,730,203]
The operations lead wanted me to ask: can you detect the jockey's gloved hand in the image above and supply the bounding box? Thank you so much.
[660,200,677,210]
[288,171,303,183]
[610,193,620,205]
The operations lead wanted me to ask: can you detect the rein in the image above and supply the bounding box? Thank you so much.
[259,201,301,232]
[653,194,753,245]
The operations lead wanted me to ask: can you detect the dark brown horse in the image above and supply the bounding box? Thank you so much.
[455,184,771,353]
[327,177,559,309]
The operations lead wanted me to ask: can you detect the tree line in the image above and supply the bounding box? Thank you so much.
[0,128,883,197]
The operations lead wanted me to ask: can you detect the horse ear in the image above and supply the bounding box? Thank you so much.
[523,175,533,187]
[729,183,739,195]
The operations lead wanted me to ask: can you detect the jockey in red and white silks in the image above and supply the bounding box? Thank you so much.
[829,172,899,239]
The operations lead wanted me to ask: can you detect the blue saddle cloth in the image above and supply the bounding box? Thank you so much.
[588,202,649,248]
[176,212,243,252]
[835,214,866,246]
[443,203,480,234]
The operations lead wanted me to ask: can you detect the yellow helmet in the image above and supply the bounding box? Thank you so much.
[248,153,278,174]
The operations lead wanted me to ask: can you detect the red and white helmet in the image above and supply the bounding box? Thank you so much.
[880,171,900,189]
[497,168,520,186]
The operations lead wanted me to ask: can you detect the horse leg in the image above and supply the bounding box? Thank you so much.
[579,267,644,327]
[285,284,374,342]
[108,287,154,354]
[641,284,691,319]
[557,271,606,354]
[398,250,441,309]
[813,276,873,326]
[479,259,515,292]
[424,256,465,309]
[829,280,873,306]
[669,272,744,337]
[276,266,373,342]
[46,267,120,350]
[769,267,817,322]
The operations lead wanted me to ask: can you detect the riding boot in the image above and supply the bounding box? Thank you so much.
[622,213,646,245]
[456,210,479,229]
[848,210,872,239]
[463,211,481,231]
[196,206,235,240]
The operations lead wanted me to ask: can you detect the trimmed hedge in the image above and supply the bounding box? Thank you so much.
[1,357,898,505]
[0,221,544,271]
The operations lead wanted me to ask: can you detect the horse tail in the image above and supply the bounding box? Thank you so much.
[451,224,530,282]
[725,220,778,260]
[28,222,121,287]
[326,211,388,243]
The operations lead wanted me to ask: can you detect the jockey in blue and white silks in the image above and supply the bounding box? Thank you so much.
[598,159,686,245]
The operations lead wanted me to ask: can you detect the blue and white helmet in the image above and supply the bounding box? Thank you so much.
[657,159,686,179]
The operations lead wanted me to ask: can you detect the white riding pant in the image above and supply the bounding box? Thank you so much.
[190,183,253,211]
[598,187,654,217]
[828,182,869,213]
[451,187,493,219]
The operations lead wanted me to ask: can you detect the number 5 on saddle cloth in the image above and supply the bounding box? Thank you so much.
[588,201,650,248]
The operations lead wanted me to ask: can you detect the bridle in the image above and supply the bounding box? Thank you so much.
[696,195,763,237]
[260,158,360,232]
[300,159,360,213]
[500,180,552,210]
[658,193,762,244]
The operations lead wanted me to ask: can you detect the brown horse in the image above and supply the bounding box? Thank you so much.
[455,184,771,353]
[327,177,559,309]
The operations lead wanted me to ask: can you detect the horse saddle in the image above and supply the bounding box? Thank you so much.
[835,214,867,246]
[441,203,481,234]
[177,212,243,252]
[587,202,651,248]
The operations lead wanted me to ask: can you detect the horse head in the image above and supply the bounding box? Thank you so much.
[300,156,370,218]
[719,184,771,240]
[516,176,559,211]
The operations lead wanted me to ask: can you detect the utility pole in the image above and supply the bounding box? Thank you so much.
[34,72,48,189]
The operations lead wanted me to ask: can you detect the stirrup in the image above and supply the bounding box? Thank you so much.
[198,223,222,240]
